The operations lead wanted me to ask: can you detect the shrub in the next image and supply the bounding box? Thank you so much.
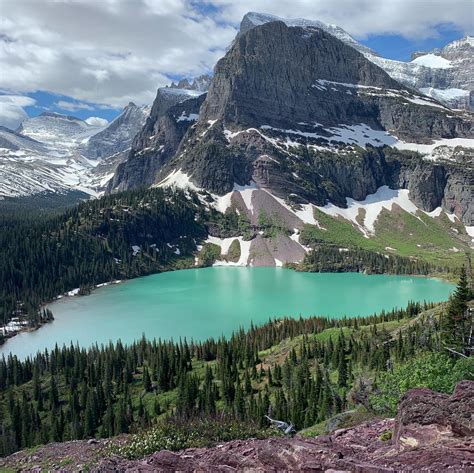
[112,417,273,460]
[371,352,474,415]
[379,430,392,441]
[199,243,221,266]
[226,239,241,262]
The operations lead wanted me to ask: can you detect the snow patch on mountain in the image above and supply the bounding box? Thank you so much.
[156,169,200,192]
[411,54,452,69]
[317,186,419,235]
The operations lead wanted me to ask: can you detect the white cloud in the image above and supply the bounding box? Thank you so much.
[0,95,36,129]
[55,100,94,112]
[0,0,235,108]
[0,0,471,110]
[212,0,473,39]
[85,116,109,127]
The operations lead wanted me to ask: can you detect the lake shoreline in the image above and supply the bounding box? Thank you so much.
[1,267,454,358]
[1,265,455,347]
[0,280,124,347]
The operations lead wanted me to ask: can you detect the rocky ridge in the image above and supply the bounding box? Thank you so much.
[241,12,474,111]
[1,381,472,471]
[82,103,150,160]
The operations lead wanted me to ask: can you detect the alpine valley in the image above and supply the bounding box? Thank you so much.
[0,9,473,471]
[1,10,473,334]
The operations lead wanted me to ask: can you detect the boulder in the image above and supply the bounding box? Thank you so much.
[394,380,474,448]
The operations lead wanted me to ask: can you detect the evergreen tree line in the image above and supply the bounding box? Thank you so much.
[440,266,473,356]
[0,184,449,332]
[299,243,435,275]
[2,298,458,457]
[0,188,207,329]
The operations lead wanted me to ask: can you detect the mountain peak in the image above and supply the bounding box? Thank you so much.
[239,11,375,56]
[38,111,84,122]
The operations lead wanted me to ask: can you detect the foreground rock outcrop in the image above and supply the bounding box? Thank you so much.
[1,381,473,472]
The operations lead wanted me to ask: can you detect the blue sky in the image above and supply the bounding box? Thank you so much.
[361,25,466,61]
[23,92,120,123]
[0,0,472,128]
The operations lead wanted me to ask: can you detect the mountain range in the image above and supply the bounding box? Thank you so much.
[106,13,473,268]
[0,105,148,200]
[1,12,472,268]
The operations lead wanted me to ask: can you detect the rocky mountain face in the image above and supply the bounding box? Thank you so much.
[2,381,472,471]
[141,21,471,205]
[108,16,473,268]
[108,93,205,192]
[83,103,149,160]
[241,13,474,111]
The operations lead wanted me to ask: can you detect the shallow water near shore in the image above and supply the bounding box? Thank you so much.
[1,267,453,359]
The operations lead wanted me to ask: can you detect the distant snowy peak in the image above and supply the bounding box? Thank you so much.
[18,111,105,147]
[239,12,375,56]
[0,103,152,201]
[169,74,212,92]
[446,35,474,48]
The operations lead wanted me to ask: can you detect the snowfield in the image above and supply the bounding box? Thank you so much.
[411,54,452,69]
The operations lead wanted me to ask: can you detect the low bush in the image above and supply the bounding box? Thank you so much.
[112,417,273,459]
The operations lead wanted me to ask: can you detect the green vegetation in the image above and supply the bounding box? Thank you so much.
[299,244,433,275]
[206,206,253,240]
[371,352,473,415]
[258,210,289,239]
[199,243,221,266]
[372,271,473,415]
[300,206,470,271]
[1,271,472,457]
[0,188,207,327]
[379,430,392,441]
[112,418,273,459]
[227,239,241,262]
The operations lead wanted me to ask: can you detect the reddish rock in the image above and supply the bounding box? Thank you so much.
[394,380,474,448]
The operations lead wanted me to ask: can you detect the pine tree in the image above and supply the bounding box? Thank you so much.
[337,346,347,387]
[142,366,152,391]
[441,267,470,353]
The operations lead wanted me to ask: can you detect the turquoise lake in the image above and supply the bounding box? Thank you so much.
[1,267,453,359]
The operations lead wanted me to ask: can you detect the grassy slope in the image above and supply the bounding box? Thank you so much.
[302,206,471,269]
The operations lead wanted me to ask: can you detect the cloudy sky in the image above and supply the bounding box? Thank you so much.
[0,0,472,128]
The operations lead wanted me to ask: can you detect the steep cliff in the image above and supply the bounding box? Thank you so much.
[108,17,473,268]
